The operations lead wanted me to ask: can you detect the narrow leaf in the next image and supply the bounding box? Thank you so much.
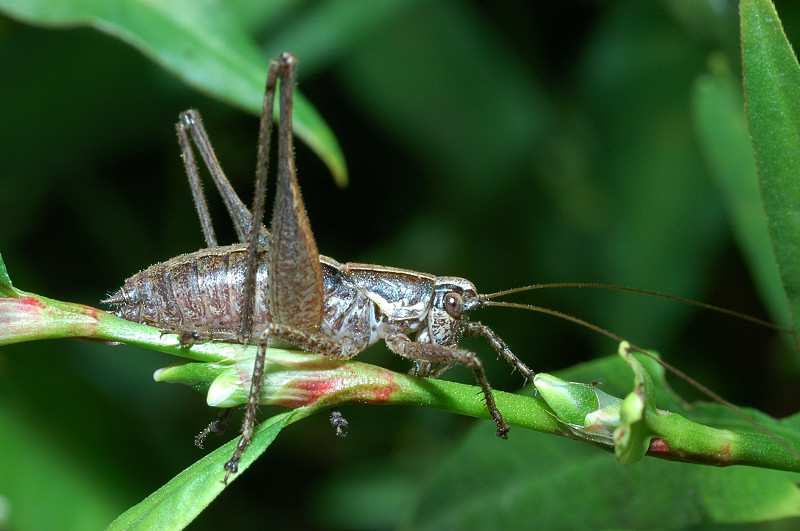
[108,410,295,530]
[614,343,656,465]
[0,0,347,185]
[741,0,800,340]
[692,56,789,327]
[0,252,21,297]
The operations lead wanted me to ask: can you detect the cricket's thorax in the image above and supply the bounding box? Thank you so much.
[323,263,439,351]
[324,264,478,350]
[105,243,477,351]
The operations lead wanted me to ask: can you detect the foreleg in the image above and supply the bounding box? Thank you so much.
[385,334,510,438]
[464,321,536,384]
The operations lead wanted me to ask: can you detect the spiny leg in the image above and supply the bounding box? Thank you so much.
[240,58,280,344]
[223,329,270,483]
[177,104,252,457]
[226,53,328,483]
[195,408,234,449]
[176,110,266,246]
[176,111,218,248]
[223,321,352,482]
[266,53,324,332]
[221,59,284,484]
[231,324,350,475]
[385,334,510,438]
[176,74,275,474]
[464,321,536,384]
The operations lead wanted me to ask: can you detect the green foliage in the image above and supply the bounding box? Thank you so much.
[410,427,800,529]
[742,0,800,337]
[0,252,18,297]
[108,412,294,530]
[2,0,800,529]
[692,56,788,327]
[0,0,346,184]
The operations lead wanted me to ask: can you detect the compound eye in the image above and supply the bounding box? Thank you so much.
[444,291,463,318]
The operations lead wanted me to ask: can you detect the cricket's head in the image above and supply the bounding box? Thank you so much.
[420,277,480,346]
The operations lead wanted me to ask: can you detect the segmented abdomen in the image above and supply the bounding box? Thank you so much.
[104,244,269,341]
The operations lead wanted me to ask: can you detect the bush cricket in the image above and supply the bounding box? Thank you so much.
[105,53,543,483]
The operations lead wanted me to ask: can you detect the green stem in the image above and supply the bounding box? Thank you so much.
[646,409,800,470]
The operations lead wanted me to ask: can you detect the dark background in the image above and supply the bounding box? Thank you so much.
[2,1,800,528]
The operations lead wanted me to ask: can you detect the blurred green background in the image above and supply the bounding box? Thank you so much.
[2,0,800,528]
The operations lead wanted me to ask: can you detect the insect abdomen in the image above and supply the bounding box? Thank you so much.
[105,244,268,340]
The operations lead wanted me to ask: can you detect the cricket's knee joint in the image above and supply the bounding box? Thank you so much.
[256,323,275,344]
[279,52,297,68]
[179,109,200,127]
[465,352,482,371]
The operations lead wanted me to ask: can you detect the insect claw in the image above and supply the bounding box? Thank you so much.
[496,424,510,438]
[195,409,233,448]
[330,408,348,437]
[222,457,239,485]
[180,331,199,346]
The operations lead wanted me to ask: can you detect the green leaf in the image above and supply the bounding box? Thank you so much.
[0,0,347,185]
[409,427,800,528]
[533,373,602,426]
[108,410,295,530]
[0,252,21,297]
[614,343,656,465]
[741,0,800,338]
[692,54,789,328]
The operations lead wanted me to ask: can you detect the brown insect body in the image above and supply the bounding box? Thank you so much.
[107,245,270,341]
[105,243,478,358]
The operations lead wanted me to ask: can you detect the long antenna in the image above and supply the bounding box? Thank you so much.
[482,282,791,333]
